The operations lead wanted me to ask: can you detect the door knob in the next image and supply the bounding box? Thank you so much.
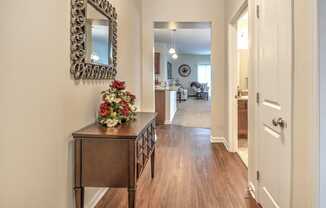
[272,118,287,128]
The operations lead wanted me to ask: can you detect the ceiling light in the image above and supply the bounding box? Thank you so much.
[172,53,178,60]
[169,48,176,54]
[169,29,177,56]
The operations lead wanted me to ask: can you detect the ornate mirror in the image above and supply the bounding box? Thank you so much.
[71,0,117,80]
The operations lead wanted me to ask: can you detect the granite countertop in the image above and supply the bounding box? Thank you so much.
[155,86,180,91]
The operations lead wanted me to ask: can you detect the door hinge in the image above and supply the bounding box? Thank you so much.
[256,92,260,104]
[256,170,260,181]
[256,5,260,19]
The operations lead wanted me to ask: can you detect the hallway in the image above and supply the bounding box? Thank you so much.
[96,126,258,208]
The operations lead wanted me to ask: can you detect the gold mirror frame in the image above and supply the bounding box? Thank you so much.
[71,0,117,80]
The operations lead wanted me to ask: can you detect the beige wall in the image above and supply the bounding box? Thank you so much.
[0,0,141,207]
[141,0,226,137]
[293,0,318,207]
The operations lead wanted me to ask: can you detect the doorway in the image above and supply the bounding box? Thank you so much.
[153,22,212,129]
[236,11,249,166]
[228,8,249,166]
[228,1,294,207]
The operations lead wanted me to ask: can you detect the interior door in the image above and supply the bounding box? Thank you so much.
[257,0,293,207]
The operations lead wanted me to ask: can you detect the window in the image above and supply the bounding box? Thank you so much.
[197,64,211,96]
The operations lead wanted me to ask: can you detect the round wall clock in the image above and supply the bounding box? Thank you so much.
[178,64,192,77]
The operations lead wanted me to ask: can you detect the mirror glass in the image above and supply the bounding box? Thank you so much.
[85,3,112,65]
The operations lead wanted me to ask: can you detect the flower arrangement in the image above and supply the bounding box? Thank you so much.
[97,80,137,127]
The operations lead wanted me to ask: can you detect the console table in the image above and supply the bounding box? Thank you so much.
[72,112,157,208]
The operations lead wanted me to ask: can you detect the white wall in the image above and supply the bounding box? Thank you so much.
[238,49,249,90]
[141,0,225,137]
[172,54,211,93]
[0,0,141,207]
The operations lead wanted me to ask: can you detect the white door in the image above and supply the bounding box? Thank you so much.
[257,0,293,207]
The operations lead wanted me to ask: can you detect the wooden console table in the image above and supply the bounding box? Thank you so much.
[72,112,157,208]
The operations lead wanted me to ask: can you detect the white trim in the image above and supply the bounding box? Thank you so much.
[210,136,232,152]
[228,0,260,204]
[86,188,109,208]
[164,120,172,125]
[249,0,260,203]
[227,24,239,153]
[227,0,250,157]
[248,182,257,199]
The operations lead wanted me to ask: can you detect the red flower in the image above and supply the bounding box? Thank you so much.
[119,100,131,117]
[120,106,130,117]
[126,91,136,102]
[119,99,128,106]
[99,102,110,117]
[111,80,126,90]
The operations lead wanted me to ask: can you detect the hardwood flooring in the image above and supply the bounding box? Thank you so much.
[96,125,259,208]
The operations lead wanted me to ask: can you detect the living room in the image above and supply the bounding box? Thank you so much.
[154,23,212,129]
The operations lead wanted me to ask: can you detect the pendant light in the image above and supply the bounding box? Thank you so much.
[169,29,178,60]
[169,48,176,54]
[169,29,177,55]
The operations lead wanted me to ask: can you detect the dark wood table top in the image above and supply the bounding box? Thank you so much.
[72,112,157,139]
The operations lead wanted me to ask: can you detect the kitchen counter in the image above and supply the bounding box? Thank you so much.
[155,89,178,125]
[155,86,180,91]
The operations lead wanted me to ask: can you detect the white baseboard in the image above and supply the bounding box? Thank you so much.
[248,182,256,199]
[165,114,176,125]
[87,188,109,208]
[164,120,172,125]
[210,136,231,151]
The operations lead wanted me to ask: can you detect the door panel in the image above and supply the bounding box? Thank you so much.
[258,0,293,207]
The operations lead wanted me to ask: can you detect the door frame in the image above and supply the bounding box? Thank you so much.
[228,0,321,206]
[227,0,248,153]
[227,0,260,202]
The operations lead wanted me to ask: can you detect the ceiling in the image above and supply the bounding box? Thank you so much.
[154,28,211,55]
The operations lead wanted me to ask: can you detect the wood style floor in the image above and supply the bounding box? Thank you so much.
[96,125,259,208]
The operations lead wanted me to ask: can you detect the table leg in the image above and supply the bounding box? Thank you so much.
[74,187,84,208]
[151,148,155,179]
[128,188,136,208]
